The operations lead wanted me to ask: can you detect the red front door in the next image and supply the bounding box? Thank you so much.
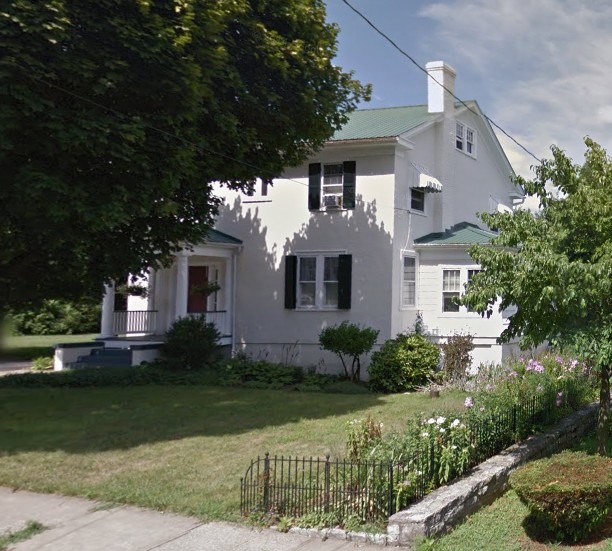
[187,266,209,313]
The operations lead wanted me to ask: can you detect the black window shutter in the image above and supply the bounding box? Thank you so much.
[342,161,356,209]
[308,163,321,210]
[337,254,352,309]
[284,255,297,309]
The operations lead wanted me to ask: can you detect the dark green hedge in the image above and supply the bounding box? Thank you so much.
[510,450,612,542]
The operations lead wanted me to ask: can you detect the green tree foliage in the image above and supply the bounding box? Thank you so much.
[319,321,379,381]
[464,138,612,454]
[0,0,369,314]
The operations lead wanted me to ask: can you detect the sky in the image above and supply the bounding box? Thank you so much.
[324,0,612,180]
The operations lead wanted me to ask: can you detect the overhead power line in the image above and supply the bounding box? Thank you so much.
[340,0,542,164]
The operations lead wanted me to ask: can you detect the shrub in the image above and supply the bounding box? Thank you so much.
[7,299,101,335]
[220,357,304,389]
[510,451,612,542]
[346,415,383,460]
[441,333,474,381]
[319,322,379,381]
[161,315,221,370]
[31,356,53,371]
[368,333,439,393]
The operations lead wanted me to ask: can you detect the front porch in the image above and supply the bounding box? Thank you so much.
[99,231,242,348]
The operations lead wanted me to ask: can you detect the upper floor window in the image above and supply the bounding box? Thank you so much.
[285,253,352,310]
[411,189,425,213]
[456,122,476,157]
[308,162,356,211]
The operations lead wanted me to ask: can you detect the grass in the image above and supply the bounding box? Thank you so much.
[422,424,612,551]
[0,385,465,522]
[0,334,98,361]
[0,520,47,550]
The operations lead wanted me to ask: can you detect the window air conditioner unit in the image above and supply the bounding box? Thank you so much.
[323,195,342,209]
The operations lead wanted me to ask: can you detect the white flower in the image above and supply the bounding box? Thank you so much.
[451,419,460,428]
[427,418,436,425]
[422,431,429,438]
[436,416,446,425]
[439,427,446,433]
[451,445,457,450]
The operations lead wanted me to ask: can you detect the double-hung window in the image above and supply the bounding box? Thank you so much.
[442,269,461,312]
[456,122,476,157]
[442,268,481,313]
[308,162,356,211]
[285,253,352,310]
[402,256,417,308]
[466,269,481,312]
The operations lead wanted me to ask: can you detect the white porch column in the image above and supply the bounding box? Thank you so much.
[175,252,189,320]
[100,282,115,338]
[223,254,234,337]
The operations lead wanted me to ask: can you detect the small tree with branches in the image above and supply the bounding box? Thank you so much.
[319,321,379,381]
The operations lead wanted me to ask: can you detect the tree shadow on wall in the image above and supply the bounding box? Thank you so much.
[215,191,393,362]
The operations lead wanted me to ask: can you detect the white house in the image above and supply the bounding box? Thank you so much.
[96,61,524,371]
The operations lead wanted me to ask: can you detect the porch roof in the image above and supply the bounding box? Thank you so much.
[414,222,497,246]
[206,229,242,245]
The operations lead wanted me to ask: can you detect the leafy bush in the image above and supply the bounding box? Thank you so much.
[7,299,101,335]
[441,333,474,381]
[161,315,221,370]
[368,333,439,393]
[510,451,612,542]
[319,322,379,381]
[220,357,304,389]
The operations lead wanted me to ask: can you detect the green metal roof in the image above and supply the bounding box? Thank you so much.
[330,101,472,142]
[414,222,497,246]
[206,229,242,245]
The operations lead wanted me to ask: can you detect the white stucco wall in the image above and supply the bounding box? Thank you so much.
[213,144,398,370]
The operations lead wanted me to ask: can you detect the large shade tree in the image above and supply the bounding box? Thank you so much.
[0,0,369,316]
[465,138,611,454]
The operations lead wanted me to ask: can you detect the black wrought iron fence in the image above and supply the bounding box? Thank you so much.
[240,380,579,522]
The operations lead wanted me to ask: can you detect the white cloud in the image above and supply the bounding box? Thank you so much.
[421,0,612,177]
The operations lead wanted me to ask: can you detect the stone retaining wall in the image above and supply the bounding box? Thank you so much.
[387,402,598,547]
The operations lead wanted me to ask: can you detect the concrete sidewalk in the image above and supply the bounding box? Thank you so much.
[0,488,387,551]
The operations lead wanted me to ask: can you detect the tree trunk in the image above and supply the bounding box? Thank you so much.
[597,363,610,455]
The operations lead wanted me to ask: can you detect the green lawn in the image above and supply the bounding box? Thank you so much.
[0,334,98,361]
[0,385,465,522]
[425,425,612,551]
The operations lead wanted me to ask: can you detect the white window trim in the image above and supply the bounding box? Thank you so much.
[322,162,345,209]
[401,253,418,310]
[440,265,482,315]
[295,250,345,311]
[455,121,477,158]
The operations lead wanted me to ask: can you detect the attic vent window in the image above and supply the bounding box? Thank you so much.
[456,122,476,157]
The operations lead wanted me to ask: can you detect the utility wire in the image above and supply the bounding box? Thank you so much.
[340,0,542,164]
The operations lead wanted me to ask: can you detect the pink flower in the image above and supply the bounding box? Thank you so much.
[556,391,563,407]
[464,397,474,408]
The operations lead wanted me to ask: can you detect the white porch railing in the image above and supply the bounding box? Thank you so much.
[188,310,230,336]
[112,310,158,335]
